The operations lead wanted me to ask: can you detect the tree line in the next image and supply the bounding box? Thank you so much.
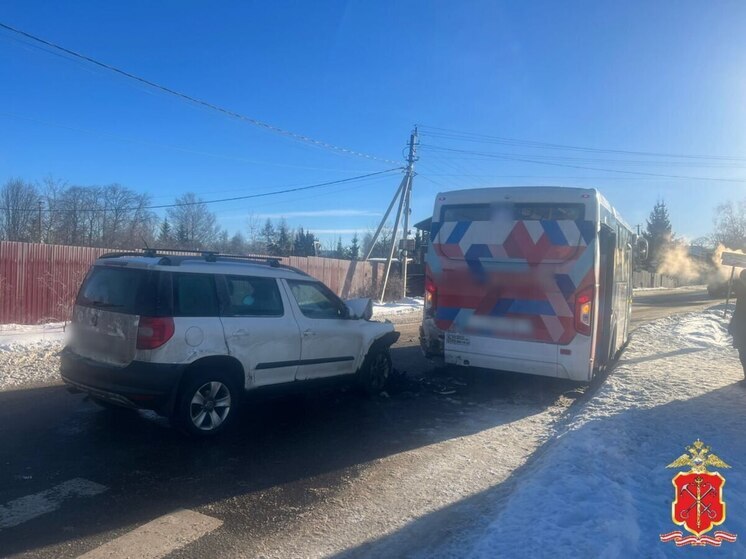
[641,198,746,272]
[0,177,401,260]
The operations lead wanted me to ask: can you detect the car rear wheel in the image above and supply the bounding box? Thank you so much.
[175,370,240,437]
[358,349,392,396]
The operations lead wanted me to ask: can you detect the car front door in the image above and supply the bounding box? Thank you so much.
[283,279,363,380]
[218,275,300,388]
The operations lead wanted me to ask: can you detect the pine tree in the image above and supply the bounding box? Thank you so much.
[276,219,292,256]
[158,219,172,245]
[229,231,246,254]
[348,232,360,260]
[335,238,345,259]
[293,228,317,256]
[643,200,673,270]
[261,219,277,255]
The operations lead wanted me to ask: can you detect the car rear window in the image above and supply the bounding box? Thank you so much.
[77,266,159,315]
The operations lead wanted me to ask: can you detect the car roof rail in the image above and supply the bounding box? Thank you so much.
[98,247,301,270]
[99,247,291,268]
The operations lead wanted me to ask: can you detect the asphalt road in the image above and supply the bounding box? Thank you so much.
[0,287,721,558]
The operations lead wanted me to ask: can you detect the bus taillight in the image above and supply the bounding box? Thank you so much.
[574,287,594,335]
[425,276,438,317]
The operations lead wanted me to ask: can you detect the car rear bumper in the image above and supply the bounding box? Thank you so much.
[60,347,186,413]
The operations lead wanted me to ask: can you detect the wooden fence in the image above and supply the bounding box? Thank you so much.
[0,241,381,324]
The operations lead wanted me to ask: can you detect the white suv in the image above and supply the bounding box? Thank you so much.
[60,250,399,436]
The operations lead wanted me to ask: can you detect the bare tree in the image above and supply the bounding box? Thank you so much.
[166,192,219,249]
[362,227,393,259]
[39,176,67,244]
[711,200,746,250]
[246,213,263,253]
[0,178,40,241]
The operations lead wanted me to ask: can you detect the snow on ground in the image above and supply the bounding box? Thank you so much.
[634,284,706,292]
[0,322,67,350]
[444,308,746,558]
[0,323,66,389]
[372,297,424,317]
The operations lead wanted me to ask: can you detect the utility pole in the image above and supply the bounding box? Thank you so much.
[367,127,418,303]
[401,127,418,299]
[37,200,43,244]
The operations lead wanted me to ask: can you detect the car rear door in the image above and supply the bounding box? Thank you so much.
[218,275,300,387]
[283,279,363,380]
[70,264,159,366]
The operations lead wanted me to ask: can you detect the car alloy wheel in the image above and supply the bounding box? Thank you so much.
[189,381,232,431]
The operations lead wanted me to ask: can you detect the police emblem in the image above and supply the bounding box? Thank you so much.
[660,439,738,547]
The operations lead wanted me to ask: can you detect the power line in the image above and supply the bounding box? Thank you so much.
[418,145,746,184]
[0,112,381,174]
[0,21,398,165]
[0,168,403,213]
[418,124,746,162]
[420,144,746,168]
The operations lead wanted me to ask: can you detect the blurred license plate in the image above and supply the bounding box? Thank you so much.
[446,332,470,346]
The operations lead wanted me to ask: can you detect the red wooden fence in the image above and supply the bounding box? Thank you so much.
[0,241,380,324]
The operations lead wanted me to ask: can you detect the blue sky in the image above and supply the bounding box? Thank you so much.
[1,1,746,244]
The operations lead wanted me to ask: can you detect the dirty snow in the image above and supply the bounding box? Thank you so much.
[438,308,746,558]
[0,323,66,389]
[0,322,66,350]
[633,284,706,292]
[372,297,423,317]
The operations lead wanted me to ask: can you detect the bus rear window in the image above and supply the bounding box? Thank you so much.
[441,203,584,223]
[441,204,491,222]
[77,266,159,315]
[514,203,584,221]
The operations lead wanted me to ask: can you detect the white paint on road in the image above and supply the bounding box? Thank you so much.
[0,478,107,529]
[76,509,222,559]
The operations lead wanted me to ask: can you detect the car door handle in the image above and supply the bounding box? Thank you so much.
[302,329,316,337]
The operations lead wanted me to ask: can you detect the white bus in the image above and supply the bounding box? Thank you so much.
[420,187,642,382]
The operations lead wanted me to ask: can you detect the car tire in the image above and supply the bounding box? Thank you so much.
[358,349,392,396]
[175,369,241,437]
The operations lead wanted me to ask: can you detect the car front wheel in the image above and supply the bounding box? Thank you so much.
[359,349,392,396]
[176,370,240,437]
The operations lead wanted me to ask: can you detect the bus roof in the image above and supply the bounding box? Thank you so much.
[433,186,633,233]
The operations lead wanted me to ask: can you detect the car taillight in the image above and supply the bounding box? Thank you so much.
[425,276,438,317]
[574,287,594,335]
[137,316,175,349]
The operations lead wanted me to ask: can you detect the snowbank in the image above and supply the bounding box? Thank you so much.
[0,323,66,390]
[633,284,706,292]
[0,322,67,351]
[454,309,746,557]
[372,297,423,317]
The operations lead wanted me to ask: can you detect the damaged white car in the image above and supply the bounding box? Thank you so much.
[61,250,399,437]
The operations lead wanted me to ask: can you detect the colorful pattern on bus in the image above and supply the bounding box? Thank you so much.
[426,218,596,344]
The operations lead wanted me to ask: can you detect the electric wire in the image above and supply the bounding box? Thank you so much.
[418,124,746,162]
[0,168,403,213]
[418,145,746,184]
[0,21,398,165]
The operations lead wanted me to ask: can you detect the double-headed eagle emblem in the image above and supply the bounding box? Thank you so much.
[666,439,730,474]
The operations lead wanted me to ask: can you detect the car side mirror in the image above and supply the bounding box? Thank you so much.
[344,298,373,320]
[635,236,649,261]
